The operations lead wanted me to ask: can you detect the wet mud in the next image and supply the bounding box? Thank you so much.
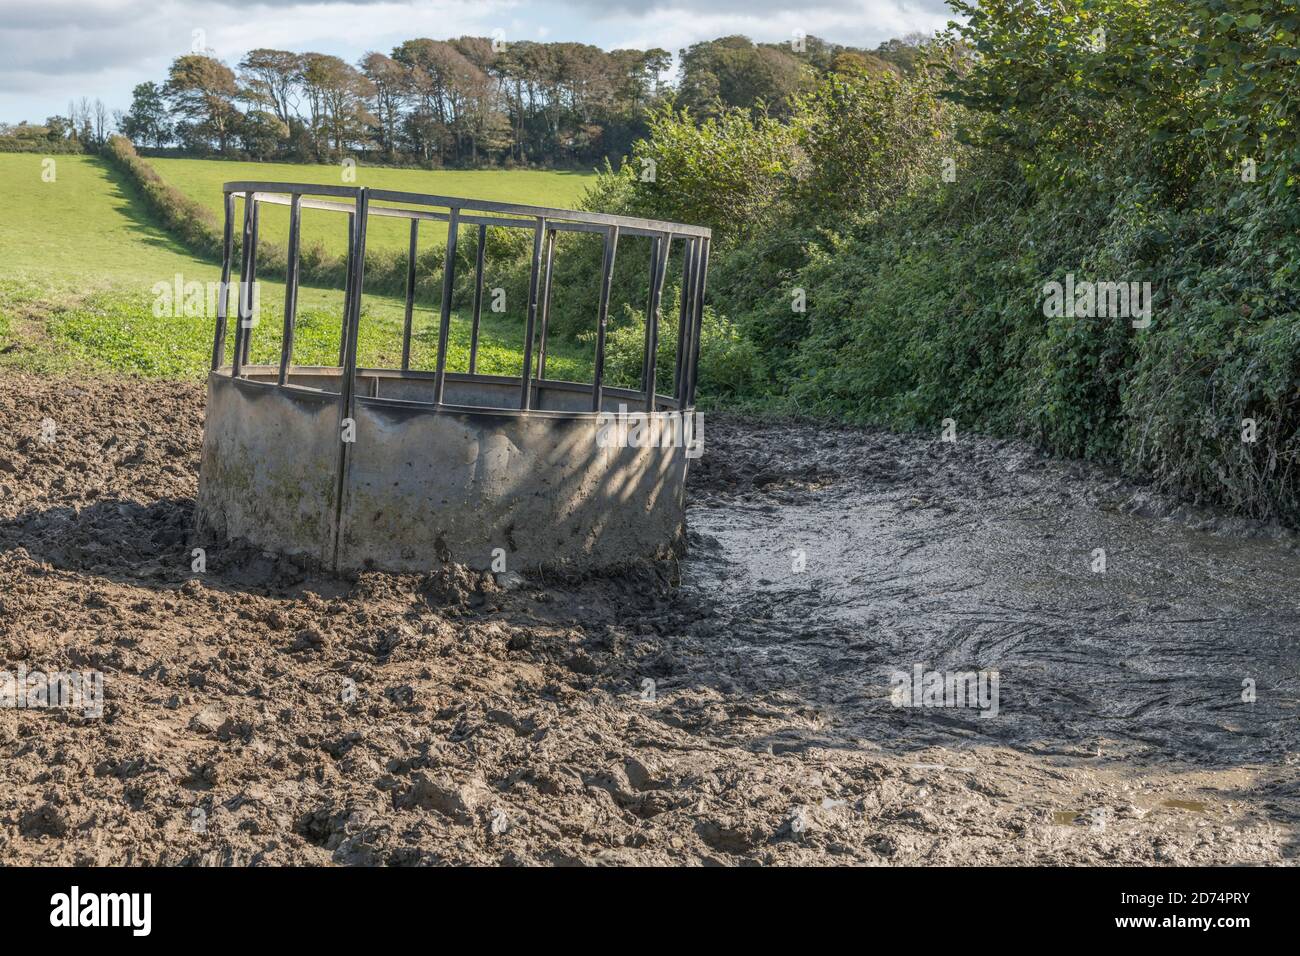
[0,371,1296,865]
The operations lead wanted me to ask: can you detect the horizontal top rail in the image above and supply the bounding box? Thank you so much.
[224,181,363,200]
[238,191,674,239]
[223,181,711,239]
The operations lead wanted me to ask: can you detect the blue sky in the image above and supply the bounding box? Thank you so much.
[0,0,954,123]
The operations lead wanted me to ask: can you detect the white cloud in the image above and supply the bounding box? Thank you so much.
[612,4,953,56]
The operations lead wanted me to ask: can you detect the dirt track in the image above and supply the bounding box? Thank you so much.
[0,370,1296,865]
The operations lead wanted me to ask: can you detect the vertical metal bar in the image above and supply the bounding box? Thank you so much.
[231,194,254,379]
[685,237,710,408]
[536,227,556,381]
[643,233,672,412]
[673,238,698,403]
[400,218,419,371]
[239,198,261,368]
[433,207,460,406]
[469,223,486,374]
[684,237,703,400]
[338,191,370,416]
[338,211,355,367]
[591,225,619,413]
[640,236,660,398]
[519,218,545,410]
[331,189,370,572]
[277,194,302,386]
[211,192,235,370]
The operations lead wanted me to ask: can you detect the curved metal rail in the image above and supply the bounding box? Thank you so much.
[211,181,711,418]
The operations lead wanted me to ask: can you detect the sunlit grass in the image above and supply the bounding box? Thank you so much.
[149,156,596,258]
[0,152,592,382]
[9,281,591,383]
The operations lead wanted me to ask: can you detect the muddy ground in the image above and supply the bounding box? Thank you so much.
[0,369,1296,865]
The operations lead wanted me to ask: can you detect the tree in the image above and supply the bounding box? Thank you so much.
[360,52,408,159]
[77,29,945,168]
[630,101,798,241]
[678,36,812,118]
[945,0,1203,189]
[449,36,510,164]
[164,54,241,152]
[789,66,952,221]
[239,49,301,125]
[92,99,110,145]
[43,115,72,141]
[120,82,171,147]
[239,109,289,159]
[874,35,928,73]
[391,38,491,163]
[299,53,374,158]
[76,97,94,143]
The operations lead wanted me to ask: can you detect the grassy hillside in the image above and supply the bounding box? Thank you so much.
[150,158,596,257]
[0,152,591,382]
[0,153,214,285]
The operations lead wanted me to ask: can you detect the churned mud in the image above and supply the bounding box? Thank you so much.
[0,370,1296,865]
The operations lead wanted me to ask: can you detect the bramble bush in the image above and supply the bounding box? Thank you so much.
[608,0,1300,523]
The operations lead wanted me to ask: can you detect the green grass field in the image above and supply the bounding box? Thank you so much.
[150,157,596,257]
[0,152,593,381]
[0,153,213,284]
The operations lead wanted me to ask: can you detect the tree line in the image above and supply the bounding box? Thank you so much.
[3,33,922,166]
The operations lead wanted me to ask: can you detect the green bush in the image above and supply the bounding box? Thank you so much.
[586,297,761,405]
[1121,185,1300,519]
[628,102,798,243]
[577,0,1300,524]
[0,138,86,154]
[788,62,957,224]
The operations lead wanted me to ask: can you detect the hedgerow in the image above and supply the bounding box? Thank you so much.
[604,0,1300,522]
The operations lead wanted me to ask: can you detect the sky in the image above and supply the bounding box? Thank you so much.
[0,0,955,123]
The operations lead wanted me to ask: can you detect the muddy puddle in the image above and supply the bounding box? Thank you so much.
[0,376,1296,865]
[684,462,1300,766]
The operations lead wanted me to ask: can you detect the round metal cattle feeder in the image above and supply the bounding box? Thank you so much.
[195,181,711,574]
